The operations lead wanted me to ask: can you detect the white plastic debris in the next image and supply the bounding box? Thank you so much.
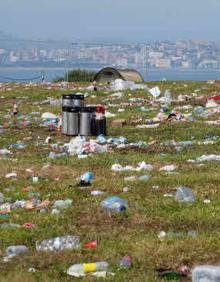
[0,149,11,155]
[111,79,147,91]
[149,86,161,98]
[105,111,116,118]
[5,172,17,178]
[160,165,176,172]
[196,155,220,162]
[41,112,57,119]
[206,100,218,108]
[111,162,153,172]
[136,124,160,129]
[91,190,105,196]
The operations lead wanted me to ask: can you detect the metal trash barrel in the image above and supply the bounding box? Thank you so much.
[79,107,96,136]
[62,107,68,135]
[62,94,72,107]
[71,94,84,107]
[67,107,80,136]
[62,94,84,108]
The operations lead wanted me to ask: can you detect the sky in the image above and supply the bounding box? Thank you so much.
[0,0,220,43]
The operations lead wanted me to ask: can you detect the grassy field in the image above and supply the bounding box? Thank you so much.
[0,81,220,281]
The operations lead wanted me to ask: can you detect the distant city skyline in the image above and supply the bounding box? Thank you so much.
[0,0,220,43]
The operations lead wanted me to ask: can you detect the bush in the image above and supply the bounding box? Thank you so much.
[54,69,96,82]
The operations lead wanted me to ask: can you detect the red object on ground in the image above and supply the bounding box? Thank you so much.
[208,95,220,101]
[22,223,35,229]
[179,265,190,276]
[84,240,97,248]
[21,187,29,192]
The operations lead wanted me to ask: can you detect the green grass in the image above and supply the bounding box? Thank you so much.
[0,81,220,281]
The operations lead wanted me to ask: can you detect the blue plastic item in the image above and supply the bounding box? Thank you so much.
[101,196,128,213]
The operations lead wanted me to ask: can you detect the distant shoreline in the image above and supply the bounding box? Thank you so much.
[0,67,219,82]
[0,66,220,72]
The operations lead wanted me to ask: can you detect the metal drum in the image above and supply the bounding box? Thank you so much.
[62,94,72,107]
[62,107,68,135]
[79,107,95,136]
[71,94,84,107]
[67,107,80,136]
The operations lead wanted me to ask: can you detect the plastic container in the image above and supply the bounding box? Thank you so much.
[71,94,84,107]
[80,171,94,186]
[36,235,80,252]
[67,261,109,277]
[6,245,29,257]
[101,196,128,213]
[192,265,220,281]
[53,199,72,209]
[119,256,132,269]
[175,187,195,203]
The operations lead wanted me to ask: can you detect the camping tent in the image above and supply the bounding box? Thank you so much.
[94,67,144,83]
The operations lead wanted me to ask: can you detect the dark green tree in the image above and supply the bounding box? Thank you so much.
[54,69,96,82]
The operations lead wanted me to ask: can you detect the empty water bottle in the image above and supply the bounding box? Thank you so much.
[96,134,107,144]
[192,265,220,281]
[36,235,80,252]
[119,256,132,269]
[67,261,109,277]
[175,187,195,203]
[80,171,94,186]
[6,245,29,257]
[53,199,72,209]
[101,196,128,213]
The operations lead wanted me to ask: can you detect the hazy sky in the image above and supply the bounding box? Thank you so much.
[0,0,219,42]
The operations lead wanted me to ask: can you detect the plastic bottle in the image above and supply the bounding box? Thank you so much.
[119,256,132,269]
[101,196,128,213]
[36,235,80,252]
[67,261,109,277]
[53,199,72,209]
[80,171,94,186]
[6,245,29,257]
[175,187,195,203]
[138,175,150,181]
[192,265,220,281]
[84,240,97,248]
[96,134,107,144]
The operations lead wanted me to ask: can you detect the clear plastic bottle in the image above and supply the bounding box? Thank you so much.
[36,235,80,252]
[53,199,72,209]
[175,187,195,203]
[67,261,109,277]
[6,245,29,257]
[192,265,220,281]
[101,196,128,213]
